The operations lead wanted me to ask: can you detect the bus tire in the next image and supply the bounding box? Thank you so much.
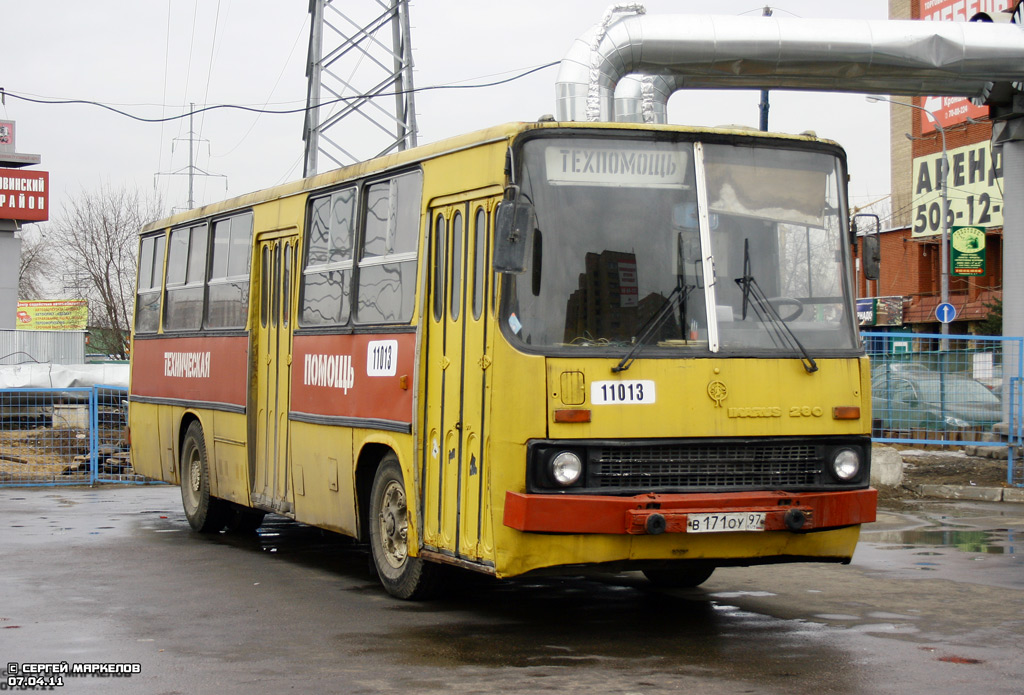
[180,421,228,533]
[369,454,441,600]
[643,565,715,588]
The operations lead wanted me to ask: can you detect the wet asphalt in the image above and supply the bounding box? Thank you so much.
[1,485,1022,694]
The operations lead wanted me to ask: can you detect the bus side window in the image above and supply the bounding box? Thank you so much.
[164,223,208,332]
[355,171,421,324]
[260,244,270,329]
[135,233,165,333]
[472,207,486,320]
[207,212,253,330]
[300,187,355,326]
[283,242,292,327]
[450,210,463,320]
[271,243,281,328]
[432,213,446,322]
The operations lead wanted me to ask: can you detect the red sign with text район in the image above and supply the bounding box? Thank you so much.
[0,168,49,222]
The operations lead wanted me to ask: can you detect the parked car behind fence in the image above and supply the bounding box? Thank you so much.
[871,369,1002,438]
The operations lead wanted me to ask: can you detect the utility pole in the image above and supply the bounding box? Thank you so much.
[758,6,772,131]
[154,103,227,211]
[867,95,950,346]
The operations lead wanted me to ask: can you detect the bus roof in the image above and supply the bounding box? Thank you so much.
[141,120,842,234]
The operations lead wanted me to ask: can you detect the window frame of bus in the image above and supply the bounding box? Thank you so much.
[496,127,856,358]
[299,168,423,329]
[163,222,209,332]
[135,232,166,333]
[300,184,357,327]
[354,172,421,325]
[204,211,253,331]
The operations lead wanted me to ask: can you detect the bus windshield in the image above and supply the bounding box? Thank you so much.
[505,134,859,356]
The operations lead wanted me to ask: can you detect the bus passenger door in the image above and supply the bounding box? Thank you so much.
[458,202,496,561]
[423,198,496,561]
[252,233,296,514]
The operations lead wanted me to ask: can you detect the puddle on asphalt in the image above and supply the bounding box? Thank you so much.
[140,510,871,693]
[860,509,1024,589]
[325,576,871,695]
[146,513,378,581]
[873,528,1017,555]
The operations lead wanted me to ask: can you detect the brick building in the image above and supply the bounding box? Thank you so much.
[854,0,1011,336]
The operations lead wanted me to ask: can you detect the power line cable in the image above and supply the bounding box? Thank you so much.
[197,0,224,204]
[158,0,173,176]
[199,0,223,138]
[0,62,559,125]
[179,0,201,142]
[215,14,310,158]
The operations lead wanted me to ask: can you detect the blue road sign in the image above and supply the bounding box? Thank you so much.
[936,302,956,324]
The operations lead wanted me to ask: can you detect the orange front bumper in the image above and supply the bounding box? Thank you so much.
[504,488,877,535]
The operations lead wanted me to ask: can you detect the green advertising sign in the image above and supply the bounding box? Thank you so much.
[950,226,986,277]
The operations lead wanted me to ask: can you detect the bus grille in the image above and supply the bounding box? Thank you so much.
[590,444,821,489]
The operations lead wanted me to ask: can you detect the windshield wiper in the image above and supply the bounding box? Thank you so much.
[739,238,753,320]
[734,239,818,374]
[612,282,694,373]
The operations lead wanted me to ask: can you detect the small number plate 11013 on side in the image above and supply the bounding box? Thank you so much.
[590,380,656,405]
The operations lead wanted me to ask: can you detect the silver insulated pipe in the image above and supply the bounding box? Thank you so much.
[614,74,678,124]
[556,12,1024,122]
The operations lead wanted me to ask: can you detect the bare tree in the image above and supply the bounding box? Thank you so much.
[50,184,164,358]
[17,225,57,299]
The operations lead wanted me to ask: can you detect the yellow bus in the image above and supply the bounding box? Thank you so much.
[129,121,876,599]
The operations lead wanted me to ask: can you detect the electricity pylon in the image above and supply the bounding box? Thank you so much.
[303,0,417,177]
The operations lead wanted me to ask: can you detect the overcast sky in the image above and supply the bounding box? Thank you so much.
[4,0,893,227]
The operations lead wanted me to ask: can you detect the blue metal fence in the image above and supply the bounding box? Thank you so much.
[863,332,1023,487]
[7,346,1020,487]
[0,385,155,487]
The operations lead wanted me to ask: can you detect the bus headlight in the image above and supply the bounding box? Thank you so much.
[830,448,861,481]
[550,451,583,486]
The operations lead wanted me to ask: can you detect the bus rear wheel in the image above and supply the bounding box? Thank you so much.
[643,565,715,588]
[369,455,440,600]
[180,421,228,533]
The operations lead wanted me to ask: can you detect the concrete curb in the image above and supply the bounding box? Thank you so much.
[871,444,1023,503]
[910,484,1003,502]
[909,484,1024,503]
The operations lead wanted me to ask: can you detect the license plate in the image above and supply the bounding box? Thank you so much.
[687,512,766,533]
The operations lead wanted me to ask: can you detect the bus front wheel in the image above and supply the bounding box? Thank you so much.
[180,421,227,533]
[369,455,440,599]
[643,565,715,588]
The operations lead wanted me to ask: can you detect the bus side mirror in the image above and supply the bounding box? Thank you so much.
[852,213,881,281]
[493,197,535,273]
[862,235,880,281]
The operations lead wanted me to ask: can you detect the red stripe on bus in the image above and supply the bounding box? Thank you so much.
[131,335,249,406]
[291,332,416,424]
